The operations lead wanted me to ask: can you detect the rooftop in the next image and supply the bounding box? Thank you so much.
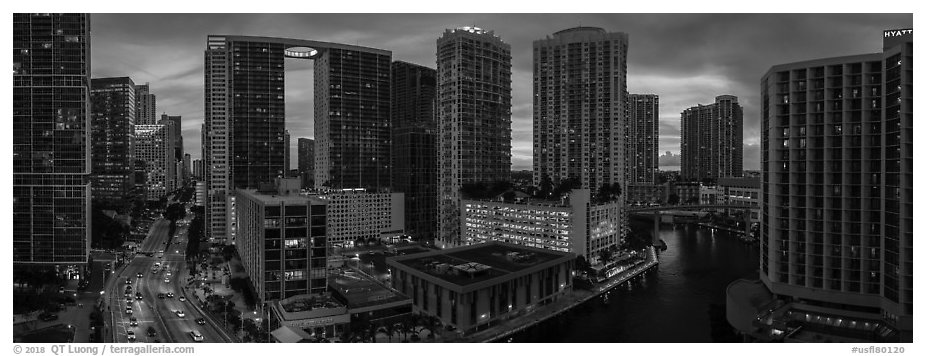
[272,294,346,321]
[328,273,409,309]
[388,242,572,287]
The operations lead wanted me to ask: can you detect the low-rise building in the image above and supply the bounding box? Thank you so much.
[461,189,621,258]
[386,241,575,334]
[627,183,668,205]
[313,189,404,247]
[268,294,350,340]
[717,177,760,222]
[329,273,412,325]
[236,178,328,304]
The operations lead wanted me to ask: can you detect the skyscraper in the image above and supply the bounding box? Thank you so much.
[532,27,629,192]
[680,95,743,181]
[162,114,183,189]
[13,13,92,269]
[90,76,137,204]
[297,138,315,189]
[391,60,437,242]
[627,94,659,184]
[284,129,291,173]
[135,124,173,200]
[135,83,156,125]
[750,29,912,341]
[204,35,390,244]
[436,27,512,247]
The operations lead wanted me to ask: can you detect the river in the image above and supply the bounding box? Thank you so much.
[506,222,760,342]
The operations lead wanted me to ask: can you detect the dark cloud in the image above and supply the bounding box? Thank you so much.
[90,13,911,171]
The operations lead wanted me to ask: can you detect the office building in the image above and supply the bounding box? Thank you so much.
[236,178,329,304]
[437,27,512,247]
[135,83,156,125]
[728,29,912,342]
[386,242,575,334]
[135,124,174,200]
[192,158,204,179]
[533,27,628,193]
[90,76,137,203]
[313,189,404,247]
[391,61,438,242]
[13,13,92,270]
[628,94,659,184]
[680,95,743,181]
[284,130,291,173]
[204,35,390,244]
[462,189,621,259]
[183,153,191,183]
[195,181,206,207]
[297,138,315,189]
[717,177,760,222]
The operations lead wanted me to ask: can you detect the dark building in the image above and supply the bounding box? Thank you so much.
[13,13,92,270]
[135,83,156,125]
[680,95,743,181]
[297,138,315,189]
[627,94,659,184]
[391,61,437,242]
[739,29,912,342]
[204,35,391,244]
[162,114,183,161]
[436,27,512,247]
[90,76,137,204]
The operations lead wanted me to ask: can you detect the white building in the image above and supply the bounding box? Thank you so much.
[135,124,173,200]
[461,189,621,259]
[313,189,404,246]
[195,181,206,207]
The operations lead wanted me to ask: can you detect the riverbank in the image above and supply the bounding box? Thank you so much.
[450,246,659,343]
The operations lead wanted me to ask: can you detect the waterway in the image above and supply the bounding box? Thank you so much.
[507,222,760,342]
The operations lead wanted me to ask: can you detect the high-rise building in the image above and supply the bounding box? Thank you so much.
[192,158,204,179]
[628,94,659,184]
[161,114,182,190]
[135,124,174,200]
[532,27,629,192]
[436,27,512,247]
[90,76,137,204]
[13,13,92,270]
[183,153,192,183]
[284,130,291,173]
[297,138,315,189]
[313,189,405,247]
[135,83,156,125]
[391,61,437,242]
[729,29,912,342]
[236,178,329,303]
[680,95,743,181]
[204,35,390,244]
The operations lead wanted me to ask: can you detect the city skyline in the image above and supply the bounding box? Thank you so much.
[88,13,911,170]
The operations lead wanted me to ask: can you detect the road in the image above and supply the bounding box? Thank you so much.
[104,205,233,343]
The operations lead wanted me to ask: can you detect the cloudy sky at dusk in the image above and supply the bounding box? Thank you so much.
[89,13,911,170]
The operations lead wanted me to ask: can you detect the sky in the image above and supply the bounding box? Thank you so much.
[89,13,911,171]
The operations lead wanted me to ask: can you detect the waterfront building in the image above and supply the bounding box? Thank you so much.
[391,61,438,242]
[236,178,329,304]
[135,83,157,125]
[386,241,575,334]
[461,189,620,259]
[204,35,390,244]
[669,181,701,204]
[680,95,743,181]
[90,76,137,204]
[628,94,659,184]
[728,29,913,342]
[437,27,512,247]
[717,177,760,222]
[135,124,174,200]
[626,183,669,205]
[13,13,92,271]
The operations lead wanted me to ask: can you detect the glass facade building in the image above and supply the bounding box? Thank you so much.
[13,13,92,267]
[90,76,137,203]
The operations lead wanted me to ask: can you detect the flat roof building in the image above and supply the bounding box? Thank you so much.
[313,189,404,247]
[387,241,575,334]
[680,95,743,181]
[90,76,137,204]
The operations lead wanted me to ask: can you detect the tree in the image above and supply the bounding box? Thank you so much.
[537,173,553,198]
[668,193,680,205]
[575,256,592,274]
[599,249,614,265]
[501,190,517,203]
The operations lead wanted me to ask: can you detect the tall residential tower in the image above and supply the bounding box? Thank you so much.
[90,76,137,204]
[627,94,659,183]
[680,95,743,181]
[436,27,512,247]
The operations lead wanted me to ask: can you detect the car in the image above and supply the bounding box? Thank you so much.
[157,293,166,299]
[129,317,138,326]
[38,312,58,321]
[175,310,185,318]
[125,279,132,285]
[166,292,174,298]
[125,285,132,291]
[127,330,136,341]
[137,273,144,278]
[125,306,133,314]
[195,317,206,325]
[178,296,186,302]
[189,330,203,342]
[125,296,133,303]
[164,278,170,283]
[135,292,143,300]
[146,327,157,337]
[166,271,172,276]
